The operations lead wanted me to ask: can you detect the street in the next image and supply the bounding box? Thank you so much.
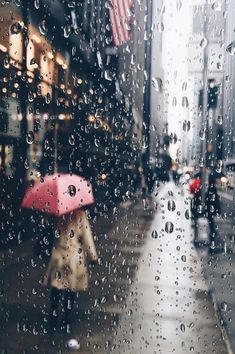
[0,183,229,353]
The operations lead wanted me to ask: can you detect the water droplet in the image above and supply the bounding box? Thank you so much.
[199,129,206,140]
[221,302,228,311]
[44,139,50,150]
[39,20,48,36]
[28,91,34,102]
[157,22,164,32]
[212,1,222,11]
[170,133,177,144]
[181,255,186,262]
[94,139,101,147]
[167,200,176,211]
[26,131,34,145]
[68,185,76,197]
[200,37,208,49]
[182,96,189,108]
[176,0,182,11]
[216,160,223,173]
[69,134,75,146]
[105,0,113,10]
[172,96,177,107]
[185,209,190,219]
[180,323,185,332]
[10,22,22,35]
[45,93,51,104]
[97,51,103,68]
[152,77,162,92]
[34,0,40,9]
[30,58,37,66]
[24,159,29,170]
[151,230,158,239]
[64,24,71,38]
[226,42,235,55]
[165,221,174,233]
[217,115,223,125]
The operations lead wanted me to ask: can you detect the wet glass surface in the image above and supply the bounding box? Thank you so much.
[0,0,235,353]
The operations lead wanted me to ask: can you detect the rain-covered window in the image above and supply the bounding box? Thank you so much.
[0,0,235,353]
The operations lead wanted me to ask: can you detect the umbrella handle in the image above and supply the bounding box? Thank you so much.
[54,121,58,173]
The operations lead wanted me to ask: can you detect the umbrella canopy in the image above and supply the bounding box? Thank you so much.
[21,173,94,216]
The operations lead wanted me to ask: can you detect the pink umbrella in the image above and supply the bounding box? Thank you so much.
[21,173,94,216]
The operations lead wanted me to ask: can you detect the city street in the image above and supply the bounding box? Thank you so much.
[1,0,235,352]
[0,183,229,353]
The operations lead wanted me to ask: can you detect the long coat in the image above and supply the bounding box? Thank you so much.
[44,210,98,292]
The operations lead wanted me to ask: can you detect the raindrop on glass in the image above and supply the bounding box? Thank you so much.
[10,22,22,35]
[39,20,48,35]
[200,37,208,49]
[226,42,235,55]
[68,185,76,197]
[151,230,158,239]
[165,221,174,233]
[26,131,34,145]
[167,200,176,211]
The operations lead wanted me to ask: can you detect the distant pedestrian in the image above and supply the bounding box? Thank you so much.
[205,173,221,248]
[44,209,98,332]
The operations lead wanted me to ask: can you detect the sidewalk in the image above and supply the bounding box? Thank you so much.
[0,194,154,354]
[111,183,228,353]
[0,184,229,353]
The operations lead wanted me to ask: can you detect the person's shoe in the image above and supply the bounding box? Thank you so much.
[66,338,81,350]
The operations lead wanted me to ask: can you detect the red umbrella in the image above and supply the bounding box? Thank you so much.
[21,173,94,216]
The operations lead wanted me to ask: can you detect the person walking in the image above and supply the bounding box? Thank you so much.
[44,209,98,332]
[205,172,221,250]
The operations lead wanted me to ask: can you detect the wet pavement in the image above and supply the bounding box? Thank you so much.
[112,183,228,354]
[200,188,235,353]
[0,183,229,353]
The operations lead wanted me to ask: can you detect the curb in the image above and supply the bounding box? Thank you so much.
[208,289,234,354]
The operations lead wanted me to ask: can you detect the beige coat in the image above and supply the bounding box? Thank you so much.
[44,210,98,292]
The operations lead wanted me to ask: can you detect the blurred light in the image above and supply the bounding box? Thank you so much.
[101,173,107,180]
[185,173,190,181]
[12,92,17,98]
[67,89,72,95]
[221,177,228,184]
[77,78,83,84]
[43,113,49,120]
[17,70,22,76]
[32,34,41,44]
[60,84,65,90]
[62,63,68,70]
[14,83,19,88]
[58,114,66,120]
[88,114,95,122]
[2,88,7,93]
[47,52,54,60]
[0,44,7,53]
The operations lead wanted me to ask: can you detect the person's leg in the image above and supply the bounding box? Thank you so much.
[49,287,61,329]
[208,215,216,250]
[63,290,76,330]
